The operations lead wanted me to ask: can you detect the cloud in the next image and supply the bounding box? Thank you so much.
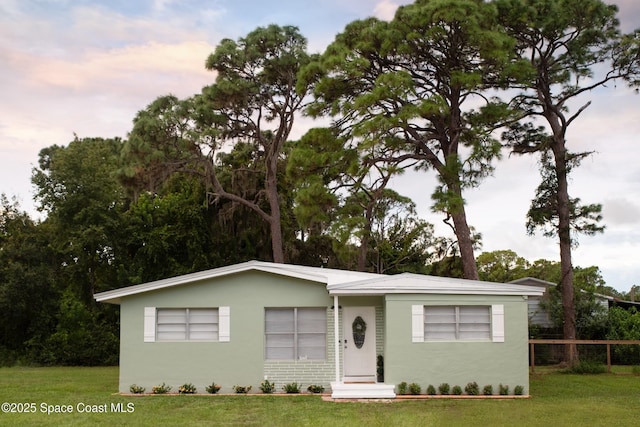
[603,198,640,225]
[374,0,400,21]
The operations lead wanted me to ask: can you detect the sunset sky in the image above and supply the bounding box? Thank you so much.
[1,0,639,291]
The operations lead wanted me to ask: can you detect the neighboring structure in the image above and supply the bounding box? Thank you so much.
[95,261,543,398]
[508,277,556,328]
[509,277,640,331]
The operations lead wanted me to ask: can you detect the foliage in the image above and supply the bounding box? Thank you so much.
[233,385,252,394]
[514,385,524,396]
[306,384,325,394]
[452,385,463,395]
[499,384,509,396]
[465,382,479,396]
[0,195,59,365]
[497,0,639,361]
[259,380,276,394]
[129,384,145,394]
[152,383,172,394]
[482,385,493,396]
[477,250,530,283]
[426,384,436,395]
[283,382,301,394]
[397,381,408,395]
[376,354,384,381]
[205,382,221,394]
[564,361,606,374]
[178,383,197,394]
[408,383,421,395]
[543,266,609,339]
[606,306,640,363]
[438,383,450,395]
[304,0,524,279]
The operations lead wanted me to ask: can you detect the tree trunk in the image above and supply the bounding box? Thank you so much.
[266,157,285,264]
[449,201,479,280]
[552,143,577,364]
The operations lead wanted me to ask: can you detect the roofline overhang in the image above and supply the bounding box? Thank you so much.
[94,261,328,304]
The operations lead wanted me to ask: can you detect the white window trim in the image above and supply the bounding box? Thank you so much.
[411,304,504,343]
[143,306,230,342]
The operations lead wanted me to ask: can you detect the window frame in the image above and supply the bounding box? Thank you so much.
[264,307,327,361]
[423,305,491,341]
[156,308,219,341]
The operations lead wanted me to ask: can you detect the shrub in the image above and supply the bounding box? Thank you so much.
[129,384,145,394]
[452,385,462,395]
[283,382,301,393]
[307,384,325,394]
[514,385,524,396]
[259,380,275,394]
[233,385,252,394]
[565,361,606,374]
[397,381,408,395]
[465,382,479,396]
[152,382,172,394]
[426,384,436,395]
[438,383,450,395]
[483,384,493,396]
[408,383,421,395]
[178,383,197,394]
[205,382,221,394]
[499,384,509,395]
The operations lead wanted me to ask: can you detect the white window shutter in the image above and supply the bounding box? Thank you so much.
[144,307,156,342]
[411,305,424,343]
[492,304,505,343]
[219,306,230,342]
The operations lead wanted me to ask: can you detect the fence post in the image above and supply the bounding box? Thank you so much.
[530,342,535,373]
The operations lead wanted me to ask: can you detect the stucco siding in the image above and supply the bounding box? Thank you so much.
[384,294,531,394]
[118,270,333,393]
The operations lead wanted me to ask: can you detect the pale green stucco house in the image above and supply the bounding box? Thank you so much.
[94,261,543,398]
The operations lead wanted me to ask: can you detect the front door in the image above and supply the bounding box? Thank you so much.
[343,306,376,381]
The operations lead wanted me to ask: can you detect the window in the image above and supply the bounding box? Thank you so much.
[265,308,326,360]
[143,307,230,342]
[156,308,218,341]
[412,304,504,343]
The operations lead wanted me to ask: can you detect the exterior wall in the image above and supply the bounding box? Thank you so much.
[118,271,333,393]
[529,296,553,328]
[384,294,531,394]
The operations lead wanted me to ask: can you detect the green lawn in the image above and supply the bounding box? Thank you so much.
[0,366,638,426]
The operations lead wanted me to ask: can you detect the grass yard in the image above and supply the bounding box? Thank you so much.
[0,366,638,426]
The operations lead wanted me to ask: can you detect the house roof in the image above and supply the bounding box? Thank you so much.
[94,261,544,304]
[508,277,557,288]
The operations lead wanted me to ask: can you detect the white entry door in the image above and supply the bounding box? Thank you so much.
[343,306,376,381]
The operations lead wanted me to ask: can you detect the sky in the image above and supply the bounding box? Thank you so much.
[1,0,639,292]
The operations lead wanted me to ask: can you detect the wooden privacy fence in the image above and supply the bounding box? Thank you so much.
[529,339,640,373]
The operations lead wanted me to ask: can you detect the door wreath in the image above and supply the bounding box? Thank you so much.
[352,316,367,349]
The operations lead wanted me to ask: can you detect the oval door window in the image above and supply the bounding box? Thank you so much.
[352,316,367,349]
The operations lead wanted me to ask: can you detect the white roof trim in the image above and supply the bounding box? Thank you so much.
[327,273,545,296]
[508,277,557,287]
[95,261,544,304]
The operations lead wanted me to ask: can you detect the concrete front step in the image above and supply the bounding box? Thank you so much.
[330,382,396,399]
